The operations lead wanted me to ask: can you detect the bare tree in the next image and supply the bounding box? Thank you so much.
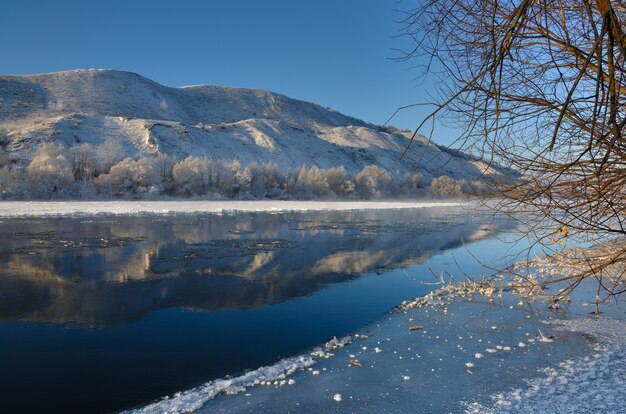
[398,0,626,299]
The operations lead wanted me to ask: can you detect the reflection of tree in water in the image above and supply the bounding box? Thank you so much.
[0,208,514,325]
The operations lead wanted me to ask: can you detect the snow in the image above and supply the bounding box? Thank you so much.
[182,271,623,413]
[122,355,315,414]
[123,334,361,414]
[466,319,626,413]
[0,69,514,183]
[0,200,466,218]
[182,284,594,413]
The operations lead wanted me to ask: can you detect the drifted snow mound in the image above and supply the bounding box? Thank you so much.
[0,69,511,182]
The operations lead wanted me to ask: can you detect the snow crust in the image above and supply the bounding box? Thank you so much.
[124,335,359,414]
[465,318,626,413]
[0,200,465,218]
[123,355,315,414]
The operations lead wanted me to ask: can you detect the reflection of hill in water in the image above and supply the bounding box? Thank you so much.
[0,208,514,326]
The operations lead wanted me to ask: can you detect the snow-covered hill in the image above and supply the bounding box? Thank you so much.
[0,69,506,183]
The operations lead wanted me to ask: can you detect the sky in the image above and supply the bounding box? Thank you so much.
[0,0,457,145]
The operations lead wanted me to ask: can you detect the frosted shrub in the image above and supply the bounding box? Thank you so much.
[153,154,176,194]
[247,162,265,196]
[285,166,319,199]
[430,175,465,197]
[69,143,97,182]
[282,168,303,198]
[96,157,160,196]
[355,165,396,199]
[261,163,285,198]
[26,143,74,198]
[326,166,355,198]
[3,143,453,200]
[226,160,245,196]
[96,139,125,174]
[0,166,24,199]
[214,160,238,197]
[172,156,212,195]
[245,162,285,198]
[400,172,424,194]
[233,161,253,195]
[74,180,98,199]
[298,165,329,197]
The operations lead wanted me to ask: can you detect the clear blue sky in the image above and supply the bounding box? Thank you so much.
[0,0,457,145]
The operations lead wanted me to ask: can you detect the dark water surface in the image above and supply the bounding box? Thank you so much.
[0,207,515,413]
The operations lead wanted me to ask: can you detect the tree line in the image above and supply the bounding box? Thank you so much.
[0,140,468,200]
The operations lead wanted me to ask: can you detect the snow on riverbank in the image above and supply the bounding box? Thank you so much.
[123,335,360,414]
[123,252,626,414]
[465,318,626,413]
[0,200,466,217]
[124,355,315,414]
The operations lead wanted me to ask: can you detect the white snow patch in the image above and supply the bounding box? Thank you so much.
[464,318,626,413]
[123,355,314,414]
[0,200,465,218]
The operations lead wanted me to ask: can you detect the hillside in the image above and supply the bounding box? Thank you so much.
[0,69,508,178]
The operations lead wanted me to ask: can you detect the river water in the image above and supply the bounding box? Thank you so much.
[0,206,515,413]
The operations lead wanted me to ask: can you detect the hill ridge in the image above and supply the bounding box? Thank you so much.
[0,69,509,187]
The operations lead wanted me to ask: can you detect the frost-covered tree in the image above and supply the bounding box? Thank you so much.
[430,175,465,197]
[355,165,396,199]
[96,139,125,174]
[172,156,212,196]
[244,162,286,198]
[261,163,285,198]
[298,165,329,197]
[400,172,424,194]
[285,166,327,199]
[232,161,253,195]
[214,160,238,197]
[247,163,267,197]
[96,157,160,196]
[26,143,73,198]
[0,166,23,199]
[326,166,355,198]
[69,143,97,182]
[153,154,176,194]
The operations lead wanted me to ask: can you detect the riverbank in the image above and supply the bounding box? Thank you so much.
[129,249,626,413]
